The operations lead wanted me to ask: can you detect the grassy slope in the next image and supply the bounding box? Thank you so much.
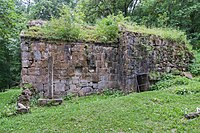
[0,89,21,109]
[0,88,200,133]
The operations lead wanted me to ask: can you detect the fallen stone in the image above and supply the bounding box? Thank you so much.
[38,98,63,106]
[79,87,92,96]
[16,108,29,114]
[182,72,193,79]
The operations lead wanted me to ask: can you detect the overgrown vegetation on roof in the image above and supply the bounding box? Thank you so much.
[124,23,189,44]
[21,7,189,44]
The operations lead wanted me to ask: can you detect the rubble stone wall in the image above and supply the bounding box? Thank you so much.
[21,31,193,97]
[118,31,193,92]
[21,39,119,97]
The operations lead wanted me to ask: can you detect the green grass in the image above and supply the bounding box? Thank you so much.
[124,23,188,44]
[0,84,200,133]
[0,89,21,109]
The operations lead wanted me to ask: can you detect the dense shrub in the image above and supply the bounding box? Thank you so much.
[94,15,122,42]
[150,74,200,96]
[150,74,190,90]
[41,6,81,41]
[189,52,200,76]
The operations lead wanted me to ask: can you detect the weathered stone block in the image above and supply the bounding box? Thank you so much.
[72,77,79,84]
[67,67,75,77]
[80,80,88,87]
[35,75,48,84]
[96,61,101,68]
[55,82,65,92]
[34,50,41,60]
[99,68,108,74]
[101,75,109,81]
[22,60,30,68]
[69,84,77,92]
[98,81,106,89]
[79,87,92,96]
[21,42,29,51]
[109,74,118,81]
[38,43,46,51]
[21,68,28,75]
[91,73,99,82]
[22,52,30,60]
[82,68,88,73]
[92,83,98,89]
[28,68,40,75]
[22,75,36,84]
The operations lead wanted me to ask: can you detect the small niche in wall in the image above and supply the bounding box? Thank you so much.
[136,73,149,92]
[75,66,83,74]
[89,66,96,73]
[87,54,96,73]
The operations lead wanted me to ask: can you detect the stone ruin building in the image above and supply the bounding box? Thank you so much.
[20,26,193,98]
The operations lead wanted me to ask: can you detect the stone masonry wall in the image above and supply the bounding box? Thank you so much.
[21,31,193,97]
[21,38,119,97]
[118,31,193,92]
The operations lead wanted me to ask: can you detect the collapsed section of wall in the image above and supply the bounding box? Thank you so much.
[20,31,193,97]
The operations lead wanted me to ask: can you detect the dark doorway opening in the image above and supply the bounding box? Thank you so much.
[136,73,149,92]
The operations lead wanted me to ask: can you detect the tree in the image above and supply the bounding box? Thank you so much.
[0,0,18,91]
[78,0,140,23]
[0,0,23,91]
[29,0,75,20]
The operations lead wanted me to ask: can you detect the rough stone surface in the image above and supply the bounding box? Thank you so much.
[20,31,193,97]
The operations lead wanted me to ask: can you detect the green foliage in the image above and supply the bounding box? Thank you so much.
[27,12,128,42]
[78,0,138,23]
[149,71,167,81]
[102,89,124,97]
[30,94,39,107]
[29,0,75,20]
[150,74,191,90]
[26,11,189,44]
[189,52,200,76]
[150,74,200,96]
[0,0,23,91]
[64,92,74,101]
[131,0,200,49]
[94,15,119,42]
[41,6,81,41]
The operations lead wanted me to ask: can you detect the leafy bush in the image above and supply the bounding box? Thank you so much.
[150,74,190,90]
[94,15,119,42]
[64,92,74,101]
[41,6,81,41]
[102,89,124,97]
[150,74,200,96]
[95,13,129,42]
[189,52,200,75]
